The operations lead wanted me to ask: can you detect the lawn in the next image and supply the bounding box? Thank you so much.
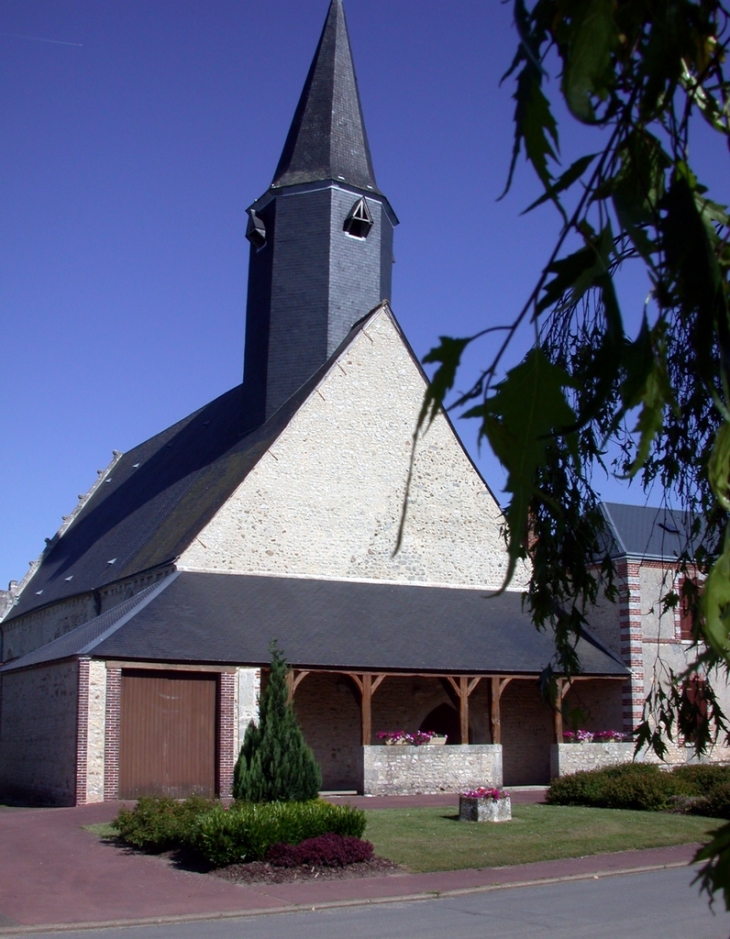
[362,804,723,872]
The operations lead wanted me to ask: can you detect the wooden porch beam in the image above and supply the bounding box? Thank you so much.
[286,669,310,703]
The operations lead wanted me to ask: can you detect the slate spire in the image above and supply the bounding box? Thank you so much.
[272,0,379,193]
[242,0,396,427]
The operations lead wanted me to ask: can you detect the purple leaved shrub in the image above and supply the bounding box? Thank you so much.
[266,833,374,868]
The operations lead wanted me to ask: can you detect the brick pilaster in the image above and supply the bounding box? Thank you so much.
[617,559,644,733]
[104,667,121,801]
[219,672,236,800]
[75,658,90,805]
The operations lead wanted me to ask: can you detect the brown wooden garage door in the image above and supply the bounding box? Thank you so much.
[119,670,218,799]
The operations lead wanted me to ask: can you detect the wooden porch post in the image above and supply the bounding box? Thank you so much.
[554,678,564,743]
[361,673,372,746]
[490,676,501,745]
[459,675,469,744]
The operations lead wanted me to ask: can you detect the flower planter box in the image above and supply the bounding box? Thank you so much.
[427,735,447,746]
[459,795,511,823]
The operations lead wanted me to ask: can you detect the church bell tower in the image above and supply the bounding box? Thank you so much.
[242,0,398,425]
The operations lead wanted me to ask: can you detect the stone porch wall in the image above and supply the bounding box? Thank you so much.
[550,742,635,779]
[363,744,502,795]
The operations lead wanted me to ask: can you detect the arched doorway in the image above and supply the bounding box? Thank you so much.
[420,702,461,744]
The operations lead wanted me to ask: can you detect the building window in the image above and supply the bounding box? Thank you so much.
[343,197,373,238]
[246,209,267,249]
[677,575,699,641]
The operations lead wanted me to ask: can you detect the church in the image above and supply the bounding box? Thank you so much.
[4,1,708,807]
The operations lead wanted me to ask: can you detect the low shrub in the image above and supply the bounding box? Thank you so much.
[193,800,367,867]
[547,763,679,811]
[690,782,730,820]
[112,795,215,852]
[265,833,374,868]
[670,764,730,797]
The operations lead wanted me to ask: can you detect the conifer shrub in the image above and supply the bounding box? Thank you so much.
[233,642,321,802]
[112,795,215,852]
[265,833,374,868]
[193,800,366,867]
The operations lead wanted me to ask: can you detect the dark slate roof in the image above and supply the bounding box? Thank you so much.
[2,572,627,677]
[6,313,379,623]
[272,0,380,193]
[601,502,703,561]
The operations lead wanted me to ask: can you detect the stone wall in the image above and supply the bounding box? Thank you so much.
[180,307,529,592]
[363,744,502,795]
[550,742,635,778]
[293,672,363,790]
[0,661,78,805]
[500,680,555,786]
[84,659,107,802]
[235,667,261,757]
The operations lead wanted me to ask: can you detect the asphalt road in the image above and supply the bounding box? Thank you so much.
[12,866,730,939]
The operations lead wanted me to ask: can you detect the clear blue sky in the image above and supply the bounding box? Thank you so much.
[1,1,725,590]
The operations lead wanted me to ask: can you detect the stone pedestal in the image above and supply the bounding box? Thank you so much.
[459,795,511,822]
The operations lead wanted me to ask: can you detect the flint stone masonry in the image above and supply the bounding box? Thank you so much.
[235,667,260,756]
[85,660,107,803]
[180,308,529,591]
[459,794,512,822]
[363,744,503,796]
[550,742,635,778]
[0,661,78,805]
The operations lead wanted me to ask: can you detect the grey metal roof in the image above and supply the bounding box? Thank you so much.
[272,0,380,193]
[601,502,702,561]
[2,571,627,677]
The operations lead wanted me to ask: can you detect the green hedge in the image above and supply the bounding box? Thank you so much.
[112,795,215,852]
[195,800,366,867]
[112,797,366,867]
[547,763,730,814]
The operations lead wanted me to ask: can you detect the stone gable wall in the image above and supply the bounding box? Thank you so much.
[180,308,527,591]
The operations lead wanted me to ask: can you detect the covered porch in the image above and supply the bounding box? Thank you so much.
[287,667,625,792]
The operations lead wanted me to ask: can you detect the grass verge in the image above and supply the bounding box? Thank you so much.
[363,804,723,872]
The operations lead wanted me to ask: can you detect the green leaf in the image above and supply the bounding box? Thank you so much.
[561,0,619,121]
[624,359,672,476]
[419,336,471,426]
[701,527,730,657]
[709,421,730,512]
[522,153,597,216]
[503,61,559,197]
[465,348,578,586]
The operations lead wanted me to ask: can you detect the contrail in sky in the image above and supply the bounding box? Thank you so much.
[0,31,83,47]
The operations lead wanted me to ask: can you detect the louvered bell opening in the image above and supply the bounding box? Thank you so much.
[246,209,267,248]
[343,196,373,238]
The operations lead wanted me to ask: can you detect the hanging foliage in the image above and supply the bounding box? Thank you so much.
[413,0,730,905]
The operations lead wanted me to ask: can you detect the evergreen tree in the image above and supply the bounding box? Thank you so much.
[233,642,322,802]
